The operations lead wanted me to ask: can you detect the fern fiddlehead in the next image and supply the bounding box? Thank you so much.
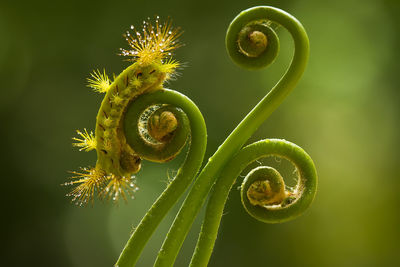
[190,139,317,266]
[64,6,317,267]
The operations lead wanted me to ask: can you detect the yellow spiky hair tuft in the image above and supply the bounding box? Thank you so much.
[72,128,97,152]
[119,17,182,65]
[100,174,139,203]
[64,167,107,206]
[87,69,111,93]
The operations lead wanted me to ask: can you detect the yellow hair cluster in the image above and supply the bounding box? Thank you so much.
[65,168,107,206]
[87,69,111,93]
[72,129,97,152]
[120,17,182,66]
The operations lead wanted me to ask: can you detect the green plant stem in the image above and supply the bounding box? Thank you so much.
[154,6,309,267]
[116,89,207,267]
[190,139,317,266]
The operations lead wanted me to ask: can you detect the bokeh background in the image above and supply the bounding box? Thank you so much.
[1,0,399,266]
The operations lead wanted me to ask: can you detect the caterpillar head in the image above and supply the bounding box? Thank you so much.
[129,59,179,92]
[121,17,182,89]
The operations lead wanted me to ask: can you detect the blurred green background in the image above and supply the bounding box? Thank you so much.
[1,0,399,266]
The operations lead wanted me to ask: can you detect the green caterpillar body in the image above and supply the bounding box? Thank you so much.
[95,62,166,177]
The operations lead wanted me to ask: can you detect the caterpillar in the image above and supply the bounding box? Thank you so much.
[65,18,182,206]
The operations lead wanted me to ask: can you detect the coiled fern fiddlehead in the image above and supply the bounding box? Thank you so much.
[64,5,317,267]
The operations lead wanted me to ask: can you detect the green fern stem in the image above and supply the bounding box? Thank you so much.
[116,89,207,267]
